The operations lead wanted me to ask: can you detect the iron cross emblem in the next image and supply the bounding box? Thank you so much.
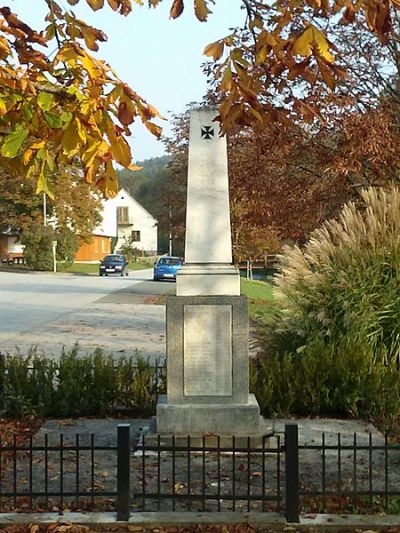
[201,126,215,139]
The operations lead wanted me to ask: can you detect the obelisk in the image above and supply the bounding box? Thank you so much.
[156,107,265,436]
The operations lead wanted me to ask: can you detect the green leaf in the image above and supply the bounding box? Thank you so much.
[60,111,73,126]
[1,127,29,158]
[36,160,55,198]
[23,105,33,120]
[37,92,54,111]
[45,112,63,128]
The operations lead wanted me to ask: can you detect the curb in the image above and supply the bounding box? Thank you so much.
[1,512,400,530]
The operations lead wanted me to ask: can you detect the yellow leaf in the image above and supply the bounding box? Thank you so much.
[111,135,132,167]
[312,27,335,63]
[82,138,102,167]
[61,121,81,157]
[101,159,119,198]
[292,26,335,63]
[292,26,314,57]
[75,118,87,143]
[170,0,184,18]
[0,99,7,116]
[128,163,141,171]
[22,149,34,166]
[255,45,268,66]
[36,161,54,199]
[194,0,211,21]
[87,0,104,10]
[0,37,10,60]
[204,40,224,61]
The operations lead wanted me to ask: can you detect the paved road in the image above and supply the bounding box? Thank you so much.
[0,269,174,361]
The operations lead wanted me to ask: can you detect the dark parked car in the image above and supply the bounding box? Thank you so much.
[99,254,129,276]
[153,256,183,281]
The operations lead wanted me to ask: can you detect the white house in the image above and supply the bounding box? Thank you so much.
[107,188,158,255]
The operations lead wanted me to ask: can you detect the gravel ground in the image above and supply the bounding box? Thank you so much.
[0,418,394,514]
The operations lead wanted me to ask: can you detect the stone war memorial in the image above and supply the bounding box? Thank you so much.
[155,106,267,440]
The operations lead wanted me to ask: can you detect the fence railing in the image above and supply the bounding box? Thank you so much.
[1,423,399,521]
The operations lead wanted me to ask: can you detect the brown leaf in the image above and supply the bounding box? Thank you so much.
[117,100,135,125]
[87,0,105,9]
[204,40,224,60]
[170,0,184,18]
[194,0,211,21]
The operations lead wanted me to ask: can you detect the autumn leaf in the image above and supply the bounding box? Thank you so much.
[145,121,162,137]
[37,92,54,112]
[87,0,105,10]
[1,127,29,158]
[170,0,184,19]
[0,99,7,115]
[292,25,335,63]
[45,111,63,128]
[204,40,224,60]
[194,0,211,21]
[111,135,132,166]
[220,65,233,92]
[117,99,136,125]
[317,58,336,90]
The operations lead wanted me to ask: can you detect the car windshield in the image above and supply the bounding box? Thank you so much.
[104,255,125,263]
[157,258,181,266]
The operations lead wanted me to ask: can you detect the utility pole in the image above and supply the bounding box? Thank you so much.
[168,206,173,256]
[43,193,47,226]
[52,240,57,273]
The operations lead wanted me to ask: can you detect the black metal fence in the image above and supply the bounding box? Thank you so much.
[1,423,400,521]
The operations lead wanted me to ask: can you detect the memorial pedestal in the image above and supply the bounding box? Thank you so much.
[155,295,268,437]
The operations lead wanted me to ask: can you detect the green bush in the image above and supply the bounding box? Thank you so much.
[55,227,78,266]
[1,347,166,418]
[21,223,56,271]
[256,186,400,424]
[251,337,400,421]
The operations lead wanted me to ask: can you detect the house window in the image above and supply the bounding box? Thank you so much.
[117,206,129,224]
[131,230,141,242]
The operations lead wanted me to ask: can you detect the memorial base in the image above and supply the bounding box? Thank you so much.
[156,394,266,435]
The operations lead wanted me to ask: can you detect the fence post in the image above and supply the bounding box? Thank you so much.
[117,424,130,521]
[285,423,299,523]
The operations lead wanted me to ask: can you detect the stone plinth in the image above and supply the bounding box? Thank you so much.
[155,295,266,436]
[176,265,240,297]
[156,394,264,435]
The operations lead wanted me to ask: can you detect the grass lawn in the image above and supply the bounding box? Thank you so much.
[57,261,152,275]
[240,277,275,323]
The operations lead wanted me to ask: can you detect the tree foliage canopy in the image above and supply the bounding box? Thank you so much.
[0,0,395,198]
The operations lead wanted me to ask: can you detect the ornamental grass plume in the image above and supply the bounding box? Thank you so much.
[272,185,400,364]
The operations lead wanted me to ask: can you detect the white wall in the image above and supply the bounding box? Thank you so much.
[93,198,118,238]
[106,189,158,253]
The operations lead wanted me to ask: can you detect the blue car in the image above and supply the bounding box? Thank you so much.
[153,256,183,281]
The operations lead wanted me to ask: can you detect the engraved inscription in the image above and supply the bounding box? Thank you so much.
[184,305,232,396]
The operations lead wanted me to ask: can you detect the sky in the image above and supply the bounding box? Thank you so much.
[5,0,244,161]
